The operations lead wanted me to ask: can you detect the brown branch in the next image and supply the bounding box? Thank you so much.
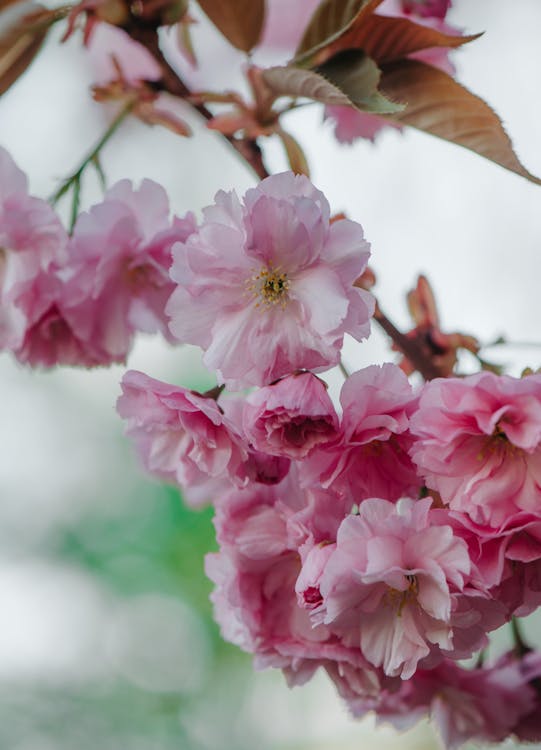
[374,302,447,381]
[129,26,270,180]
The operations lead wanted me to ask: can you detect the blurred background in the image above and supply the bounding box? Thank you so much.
[1,1,541,748]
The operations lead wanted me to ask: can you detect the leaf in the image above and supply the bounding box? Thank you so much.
[0,0,26,10]
[332,12,481,65]
[263,50,403,115]
[316,49,404,114]
[295,0,383,62]
[196,0,265,52]
[262,65,354,107]
[379,59,541,185]
[278,130,310,176]
[0,5,56,96]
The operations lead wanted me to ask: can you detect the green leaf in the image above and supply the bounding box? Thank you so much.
[294,0,383,63]
[316,49,404,114]
[196,0,265,52]
[262,64,354,106]
[379,59,541,185]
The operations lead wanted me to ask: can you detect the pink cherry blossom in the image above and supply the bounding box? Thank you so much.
[68,179,195,361]
[242,371,339,459]
[0,147,68,350]
[207,479,384,696]
[318,497,470,679]
[117,370,248,492]
[167,171,374,389]
[427,658,536,750]
[410,371,541,528]
[301,363,420,500]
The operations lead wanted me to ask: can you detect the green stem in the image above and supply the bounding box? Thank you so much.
[50,100,135,230]
[338,358,350,379]
[511,616,530,657]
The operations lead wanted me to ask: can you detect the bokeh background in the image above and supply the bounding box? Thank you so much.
[1,1,541,748]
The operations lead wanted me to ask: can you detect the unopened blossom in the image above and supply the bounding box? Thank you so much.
[318,497,470,679]
[243,371,339,459]
[117,370,248,492]
[68,179,195,361]
[167,172,374,388]
[410,371,541,528]
[0,147,67,350]
[301,363,420,500]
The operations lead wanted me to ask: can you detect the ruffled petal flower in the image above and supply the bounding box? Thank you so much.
[167,172,373,389]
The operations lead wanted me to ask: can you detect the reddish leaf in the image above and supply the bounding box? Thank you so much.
[0,5,59,96]
[380,59,541,185]
[0,0,26,10]
[331,12,481,65]
[196,0,265,52]
[278,130,310,176]
[295,0,383,62]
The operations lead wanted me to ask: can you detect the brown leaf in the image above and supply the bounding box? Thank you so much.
[295,0,383,62]
[196,0,265,52]
[380,59,541,185]
[0,6,58,96]
[278,130,310,176]
[332,12,481,65]
[0,0,26,10]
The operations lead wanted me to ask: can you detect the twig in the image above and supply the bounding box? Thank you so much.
[50,99,135,230]
[373,302,447,381]
[130,27,270,180]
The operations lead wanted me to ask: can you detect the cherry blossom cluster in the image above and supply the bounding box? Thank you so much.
[2,137,541,748]
[111,172,541,749]
[0,147,194,367]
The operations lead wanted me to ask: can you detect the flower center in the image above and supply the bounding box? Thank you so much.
[477,421,519,461]
[246,266,290,309]
[386,573,418,616]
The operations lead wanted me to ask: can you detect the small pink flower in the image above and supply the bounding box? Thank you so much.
[318,497,470,679]
[117,370,247,490]
[410,371,541,528]
[301,363,420,500]
[243,371,339,459]
[167,172,374,389]
[68,179,195,360]
[0,147,67,350]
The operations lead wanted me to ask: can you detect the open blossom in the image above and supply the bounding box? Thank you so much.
[0,147,67,350]
[117,370,248,492]
[207,479,384,696]
[410,371,541,528]
[242,371,339,459]
[300,363,420,500]
[167,172,374,389]
[318,497,470,679]
[67,179,195,361]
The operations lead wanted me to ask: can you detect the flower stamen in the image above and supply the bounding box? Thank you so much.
[246,266,290,310]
